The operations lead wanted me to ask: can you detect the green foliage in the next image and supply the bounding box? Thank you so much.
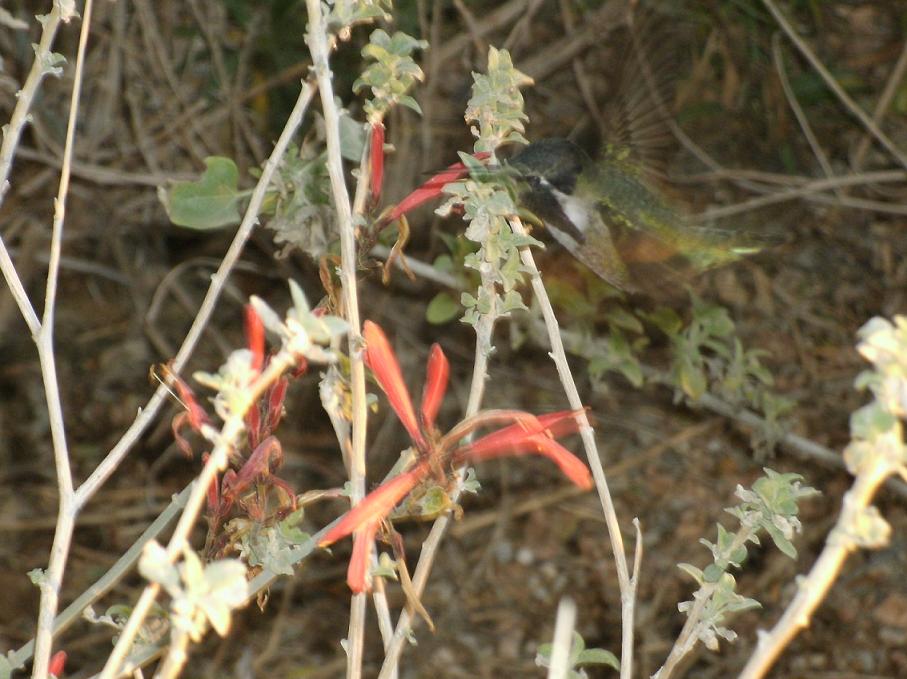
[235,509,312,576]
[466,47,533,153]
[676,468,816,651]
[354,29,428,122]
[426,292,459,325]
[586,309,647,388]
[326,0,392,29]
[676,573,760,651]
[440,49,538,326]
[422,232,479,324]
[648,296,794,451]
[728,469,818,559]
[535,631,620,677]
[159,157,245,230]
[161,113,365,257]
[0,652,23,679]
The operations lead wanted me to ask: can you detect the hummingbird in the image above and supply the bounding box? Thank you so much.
[500,10,764,294]
[505,137,759,294]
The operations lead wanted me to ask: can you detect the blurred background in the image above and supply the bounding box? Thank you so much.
[1,1,907,676]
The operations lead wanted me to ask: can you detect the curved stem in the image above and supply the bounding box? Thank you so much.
[738,459,893,678]
[74,80,316,508]
[32,1,95,674]
[509,216,637,679]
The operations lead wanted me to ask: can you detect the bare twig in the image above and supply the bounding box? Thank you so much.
[698,171,907,221]
[851,39,907,170]
[508,216,637,679]
[32,2,95,674]
[772,33,838,194]
[761,0,907,172]
[0,3,74,208]
[9,485,191,670]
[435,0,528,65]
[75,79,316,510]
[546,598,578,679]
[0,0,77,334]
[303,4,369,678]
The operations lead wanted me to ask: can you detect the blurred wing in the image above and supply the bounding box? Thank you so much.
[601,12,682,181]
[546,207,636,293]
[585,160,763,285]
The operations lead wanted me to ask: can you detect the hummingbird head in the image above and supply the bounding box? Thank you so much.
[507,138,589,195]
[505,138,594,244]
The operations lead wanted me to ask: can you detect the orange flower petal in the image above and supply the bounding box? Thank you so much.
[526,436,593,490]
[377,152,491,229]
[49,650,67,678]
[451,410,591,489]
[245,304,265,374]
[347,520,380,593]
[363,321,427,450]
[319,462,430,548]
[454,410,581,457]
[420,343,449,432]
[457,433,592,490]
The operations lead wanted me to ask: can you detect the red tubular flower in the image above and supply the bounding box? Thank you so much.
[49,650,67,678]
[370,122,385,207]
[363,321,428,451]
[245,304,265,374]
[420,343,449,432]
[319,462,430,549]
[457,434,592,490]
[167,369,210,433]
[453,410,592,490]
[377,152,491,229]
[327,322,593,592]
[320,461,431,592]
[347,520,381,593]
[455,410,582,456]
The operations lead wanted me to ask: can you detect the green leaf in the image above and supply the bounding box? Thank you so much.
[677,358,707,400]
[339,114,367,162]
[605,307,643,334]
[763,521,797,559]
[161,157,243,229]
[575,648,620,670]
[426,292,460,324]
[646,306,683,336]
[677,562,704,584]
[702,563,725,583]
